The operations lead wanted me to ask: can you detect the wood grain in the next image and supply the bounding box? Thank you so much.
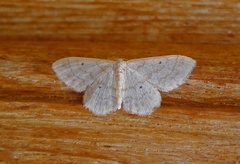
[0,40,239,163]
[0,0,240,163]
[0,0,240,44]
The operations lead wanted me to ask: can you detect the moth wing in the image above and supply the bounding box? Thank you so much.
[83,68,118,115]
[122,67,161,116]
[127,55,196,92]
[52,57,114,92]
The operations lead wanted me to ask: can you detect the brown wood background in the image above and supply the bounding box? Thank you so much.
[0,0,239,163]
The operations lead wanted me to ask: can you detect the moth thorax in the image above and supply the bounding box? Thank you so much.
[116,59,126,109]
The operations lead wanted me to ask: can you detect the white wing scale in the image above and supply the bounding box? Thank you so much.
[127,55,196,92]
[52,57,118,115]
[122,68,161,116]
[83,69,118,115]
[52,57,114,92]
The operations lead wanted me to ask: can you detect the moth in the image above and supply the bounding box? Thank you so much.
[52,56,196,116]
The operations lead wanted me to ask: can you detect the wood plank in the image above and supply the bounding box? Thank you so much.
[0,40,239,163]
[0,0,240,44]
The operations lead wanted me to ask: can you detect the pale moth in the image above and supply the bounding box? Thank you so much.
[52,56,196,116]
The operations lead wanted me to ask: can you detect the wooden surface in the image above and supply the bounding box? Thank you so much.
[0,0,240,163]
[0,0,240,44]
[0,41,239,163]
